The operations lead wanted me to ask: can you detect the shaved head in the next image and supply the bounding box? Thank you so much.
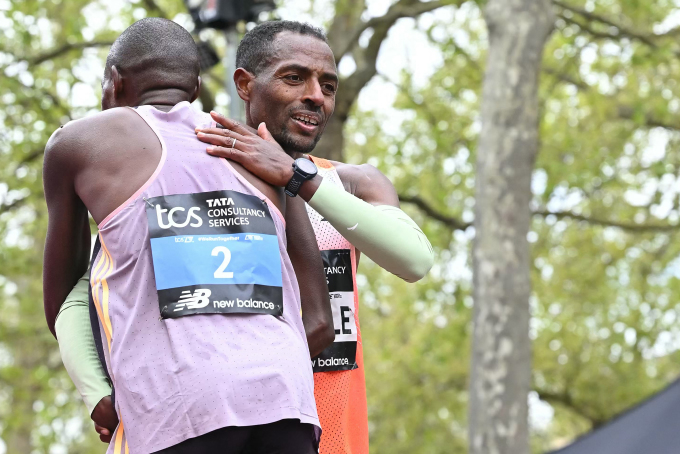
[104,18,200,97]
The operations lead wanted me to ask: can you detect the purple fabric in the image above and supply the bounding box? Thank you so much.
[94,103,319,454]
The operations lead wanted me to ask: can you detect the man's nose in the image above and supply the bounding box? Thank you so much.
[302,80,324,107]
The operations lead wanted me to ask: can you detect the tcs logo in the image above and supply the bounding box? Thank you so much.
[156,204,203,229]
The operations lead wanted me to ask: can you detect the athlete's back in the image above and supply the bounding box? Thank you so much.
[71,103,316,453]
[46,100,321,454]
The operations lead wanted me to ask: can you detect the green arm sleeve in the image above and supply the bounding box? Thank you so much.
[55,270,112,415]
[308,178,434,282]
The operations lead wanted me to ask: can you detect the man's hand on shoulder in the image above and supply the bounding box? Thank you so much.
[195,111,295,188]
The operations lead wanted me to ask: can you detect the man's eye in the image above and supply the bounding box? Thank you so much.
[323,84,337,93]
[286,75,302,82]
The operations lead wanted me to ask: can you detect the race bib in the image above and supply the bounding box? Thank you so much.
[145,190,283,319]
[312,249,358,372]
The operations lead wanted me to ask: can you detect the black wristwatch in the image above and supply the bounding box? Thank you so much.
[285,158,318,197]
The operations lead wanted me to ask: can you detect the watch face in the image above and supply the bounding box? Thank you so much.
[296,158,318,176]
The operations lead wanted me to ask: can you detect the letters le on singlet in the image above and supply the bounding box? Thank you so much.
[145,190,283,319]
[312,249,358,372]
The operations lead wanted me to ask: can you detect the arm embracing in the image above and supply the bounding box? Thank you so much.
[55,271,112,414]
[306,171,434,283]
[285,196,334,357]
[43,128,91,336]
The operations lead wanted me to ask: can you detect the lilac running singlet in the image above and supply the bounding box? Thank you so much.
[90,102,319,454]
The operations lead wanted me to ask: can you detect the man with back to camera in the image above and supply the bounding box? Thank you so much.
[43,17,333,454]
[57,20,434,454]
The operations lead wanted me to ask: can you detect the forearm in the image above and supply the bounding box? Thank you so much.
[307,178,434,282]
[285,197,334,357]
[43,204,91,336]
[55,272,112,415]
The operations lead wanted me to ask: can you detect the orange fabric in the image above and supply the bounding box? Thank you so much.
[314,341,369,454]
[309,155,369,454]
[310,155,335,169]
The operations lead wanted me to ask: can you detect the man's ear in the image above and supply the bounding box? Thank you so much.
[190,76,202,103]
[111,65,124,98]
[233,68,254,102]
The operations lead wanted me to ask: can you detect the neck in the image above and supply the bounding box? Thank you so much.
[137,88,193,112]
[279,146,305,160]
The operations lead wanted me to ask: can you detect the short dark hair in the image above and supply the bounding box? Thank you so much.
[236,20,329,74]
[105,18,200,88]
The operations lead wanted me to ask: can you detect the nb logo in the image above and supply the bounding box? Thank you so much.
[156,205,203,229]
[174,289,212,311]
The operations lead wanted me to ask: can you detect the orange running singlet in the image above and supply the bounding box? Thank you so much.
[306,156,369,454]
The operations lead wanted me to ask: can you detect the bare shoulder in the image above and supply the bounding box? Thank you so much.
[49,107,138,141]
[326,160,399,207]
[45,108,140,167]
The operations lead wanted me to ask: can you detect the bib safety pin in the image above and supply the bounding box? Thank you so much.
[142,197,155,208]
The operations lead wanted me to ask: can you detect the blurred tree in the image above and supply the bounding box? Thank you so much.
[313,0,460,161]
[343,1,680,453]
[0,1,194,452]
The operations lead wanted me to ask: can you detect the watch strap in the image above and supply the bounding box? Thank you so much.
[285,168,307,197]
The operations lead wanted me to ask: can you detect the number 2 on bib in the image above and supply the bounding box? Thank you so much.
[145,190,284,319]
[212,246,234,278]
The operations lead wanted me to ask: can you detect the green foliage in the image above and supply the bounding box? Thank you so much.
[344,7,483,452]
[344,1,680,453]
[3,0,680,453]
[0,1,165,452]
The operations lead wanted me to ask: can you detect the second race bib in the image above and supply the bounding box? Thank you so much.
[312,249,358,372]
[145,190,283,319]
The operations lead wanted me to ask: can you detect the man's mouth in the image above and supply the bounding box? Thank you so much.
[291,112,321,132]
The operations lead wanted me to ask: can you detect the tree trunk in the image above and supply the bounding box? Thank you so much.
[469,1,553,454]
